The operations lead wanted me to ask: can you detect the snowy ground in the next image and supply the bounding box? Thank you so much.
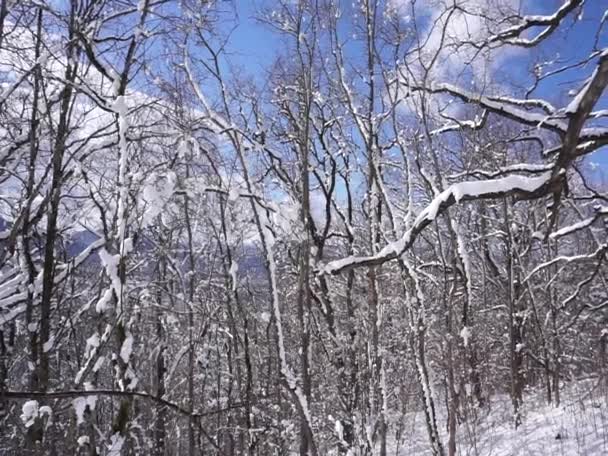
[388,379,608,455]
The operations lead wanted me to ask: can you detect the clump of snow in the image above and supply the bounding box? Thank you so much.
[20,400,39,427]
[99,249,122,299]
[96,288,113,313]
[39,406,52,417]
[120,333,134,364]
[141,172,176,225]
[107,433,125,456]
[229,261,239,291]
[20,401,51,427]
[77,435,90,447]
[321,171,552,274]
[85,334,100,358]
[73,386,97,425]
[72,397,92,425]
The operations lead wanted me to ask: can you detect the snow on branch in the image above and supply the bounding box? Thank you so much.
[416,82,568,133]
[558,49,608,163]
[524,243,608,282]
[410,72,608,150]
[550,206,608,240]
[429,110,488,136]
[487,0,583,47]
[320,171,553,275]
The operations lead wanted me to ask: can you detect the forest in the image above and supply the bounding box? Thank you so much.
[0,0,607,454]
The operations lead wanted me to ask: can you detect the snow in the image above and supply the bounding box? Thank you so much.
[107,433,125,456]
[488,0,581,47]
[388,379,608,455]
[99,249,122,301]
[253,198,316,435]
[96,288,113,313]
[72,393,97,425]
[449,172,551,201]
[19,399,50,427]
[0,303,26,326]
[229,260,239,291]
[93,355,105,372]
[85,333,100,359]
[141,172,176,225]
[75,325,112,385]
[72,398,87,425]
[0,272,22,300]
[550,207,608,239]
[460,326,471,347]
[42,334,55,353]
[430,82,568,132]
[77,435,90,447]
[119,333,134,364]
[20,400,39,427]
[321,171,551,275]
[526,243,608,280]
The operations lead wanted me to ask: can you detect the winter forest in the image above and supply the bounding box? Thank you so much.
[1,0,608,454]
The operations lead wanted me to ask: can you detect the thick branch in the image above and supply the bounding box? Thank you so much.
[320,172,554,275]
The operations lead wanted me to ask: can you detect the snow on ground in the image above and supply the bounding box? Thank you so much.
[389,379,608,455]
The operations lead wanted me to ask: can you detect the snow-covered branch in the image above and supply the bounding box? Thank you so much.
[320,172,553,275]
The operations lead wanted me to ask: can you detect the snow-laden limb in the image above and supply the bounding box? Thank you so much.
[524,243,608,283]
[449,163,553,181]
[487,0,583,47]
[550,206,608,239]
[558,49,608,161]
[410,76,608,151]
[420,82,568,133]
[165,344,190,387]
[488,95,556,115]
[320,172,552,275]
[429,110,488,136]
